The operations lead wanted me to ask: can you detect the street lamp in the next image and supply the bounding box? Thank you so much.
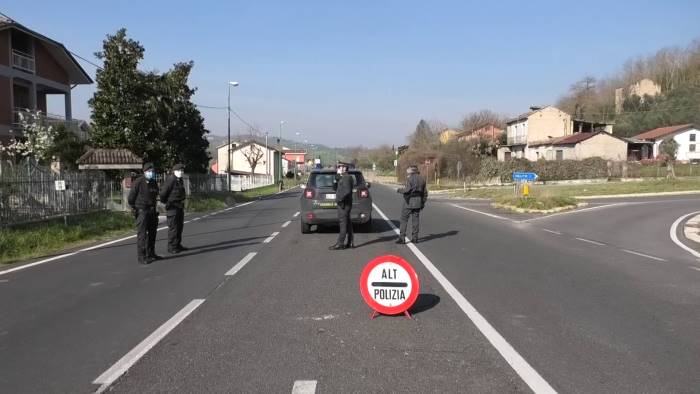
[227,81,239,188]
[278,120,284,184]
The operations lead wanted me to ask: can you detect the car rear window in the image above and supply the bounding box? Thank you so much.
[309,172,365,188]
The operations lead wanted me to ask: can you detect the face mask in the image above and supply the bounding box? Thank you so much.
[145,170,155,180]
[174,170,183,178]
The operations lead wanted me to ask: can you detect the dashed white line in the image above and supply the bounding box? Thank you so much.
[93,299,205,393]
[542,229,562,235]
[523,203,626,223]
[689,266,700,272]
[226,252,257,276]
[282,221,291,228]
[292,380,317,394]
[192,217,201,221]
[372,203,556,394]
[621,249,667,262]
[669,211,700,259]
[293,212,300,218]
[263,232,280,243]
[575,237,606,246]
[451,204,513,222]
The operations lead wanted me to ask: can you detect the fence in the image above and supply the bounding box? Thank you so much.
[1,169,109,226]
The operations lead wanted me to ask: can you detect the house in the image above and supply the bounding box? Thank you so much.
[499,106,573,160]
[631,124,700,162]
[457,123,504,143]
[439,129,459,144]
[283,149,307,173]
[526,132,628,161]
[0,16,92,143]
[216,140,285,182]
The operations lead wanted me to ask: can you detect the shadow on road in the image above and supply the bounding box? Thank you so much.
[160,240,262,262]
[409,294,441,315]
[418,230,459,242]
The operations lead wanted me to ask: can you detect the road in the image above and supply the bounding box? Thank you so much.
[1,185,699,393]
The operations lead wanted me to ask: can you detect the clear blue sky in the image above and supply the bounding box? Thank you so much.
[4,0,699,147]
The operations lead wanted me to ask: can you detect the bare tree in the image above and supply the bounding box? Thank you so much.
[242,142,265,175]
[460,110,507,135]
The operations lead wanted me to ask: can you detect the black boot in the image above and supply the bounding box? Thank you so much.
[345,241,355,249]
[177,245,189,251]
[395,237,406,244]
[328,243,345,250]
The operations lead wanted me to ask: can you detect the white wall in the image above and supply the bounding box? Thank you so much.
[652,128,700,161]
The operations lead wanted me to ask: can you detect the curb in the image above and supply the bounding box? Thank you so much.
[576,190,700,199]
[683,214,700,245]
[491,202,588,214]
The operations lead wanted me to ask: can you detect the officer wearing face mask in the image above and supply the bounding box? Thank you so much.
[329,163,354,250]
[128,162,161,264]
[160,163,188,254]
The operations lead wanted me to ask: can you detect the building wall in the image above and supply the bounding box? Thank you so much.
[0,75,11,126]
[217,143,280,177]
[652,128,700,162]
[0,30,9,66]
[574,134,627,161]
[526,106,572,144]
[439,129,458,144]
[34,41,68,85]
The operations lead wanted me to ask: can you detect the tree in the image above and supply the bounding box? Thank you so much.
[0,110,57,164]
[460,110,507,135]
[241,142,265,175]
[46,124,87,170]
[410,119,437,148]
[660,137,678,179]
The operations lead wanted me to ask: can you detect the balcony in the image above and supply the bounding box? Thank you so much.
[507,135,527,145]
[13,109,88,140]
[12,49,35,74]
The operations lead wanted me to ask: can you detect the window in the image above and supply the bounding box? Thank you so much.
[690,144,696,152]
[691,134,696,142]
[556,150,564,160]
[504,152,512,160]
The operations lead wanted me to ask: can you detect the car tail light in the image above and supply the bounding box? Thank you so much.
[304,189,315,199]
[306,213,315,220]
[359,189,369,198]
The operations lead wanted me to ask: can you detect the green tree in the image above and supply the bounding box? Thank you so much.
[410,119,436,149]
[46,124,87,170]
[660,137,679,179]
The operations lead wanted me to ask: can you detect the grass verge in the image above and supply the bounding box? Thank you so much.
[494,196,578,212]
[0,211,134,265]
[186,184,283,212]
[451,178,700,200]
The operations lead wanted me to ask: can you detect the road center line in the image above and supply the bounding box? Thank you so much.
[293,211,300,218]
[451,204,514,222]
[372,203,556,394]
[575,237,606,246]
[292,380,317,394]
[621,249,667,262]
[263,232,280,243]
[226,252,257,276]
[93,299,205,393]
[689,266,700,272]
[669,211,700,259]
[282,221,291,228]
[542,229,562,235]
[523,203,626,223]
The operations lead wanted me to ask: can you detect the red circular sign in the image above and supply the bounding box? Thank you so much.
[360,255,420,315]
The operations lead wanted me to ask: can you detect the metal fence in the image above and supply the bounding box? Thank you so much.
[1,169,109,226]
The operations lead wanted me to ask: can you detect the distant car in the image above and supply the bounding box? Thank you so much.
[300,169,372,233]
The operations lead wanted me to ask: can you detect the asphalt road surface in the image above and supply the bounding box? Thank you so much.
[1,185,699,393]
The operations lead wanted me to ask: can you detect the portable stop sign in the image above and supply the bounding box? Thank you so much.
[360,255,420,319]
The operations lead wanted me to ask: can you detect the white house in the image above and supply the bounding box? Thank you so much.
[631,124,700,162]
[216,140,287,183]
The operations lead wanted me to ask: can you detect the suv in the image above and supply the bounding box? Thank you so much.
[300,169,372,233]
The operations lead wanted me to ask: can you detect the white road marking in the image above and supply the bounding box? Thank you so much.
[523,203,626,223]
[689,266,700,272]
[263,232,280,243]
[0,279,9,283]
[293,211,300,218]
[575,237,606,246]
[226,252,257,276]
[542,229,562,235]
[372,203,556,394]
[192,217,201,221]
[621,249,667,262]
[669,211,700,259]
[93,299,205,393]
[451,204,513,222]
[292,380,317,394]
[282,221,291,228]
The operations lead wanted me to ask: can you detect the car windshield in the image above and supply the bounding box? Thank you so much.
[310,172,364,188]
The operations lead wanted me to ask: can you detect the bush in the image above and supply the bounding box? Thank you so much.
[476,157,611,182]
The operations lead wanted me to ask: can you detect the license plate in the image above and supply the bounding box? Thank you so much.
[317,202,336,208]
[325,194,336,200]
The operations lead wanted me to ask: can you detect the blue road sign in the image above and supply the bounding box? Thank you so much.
[512,172,538,182]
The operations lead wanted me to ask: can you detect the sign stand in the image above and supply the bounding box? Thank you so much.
[360,255,420,320]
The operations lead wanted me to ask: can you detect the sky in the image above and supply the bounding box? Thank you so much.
[4,0,700,147]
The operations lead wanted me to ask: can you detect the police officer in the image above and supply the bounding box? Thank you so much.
[329,163,355,250]
[397,165,428,244]
[160,163,188,254]
[128,162,161,264]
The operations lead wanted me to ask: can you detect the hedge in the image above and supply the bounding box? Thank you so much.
[476,157,611,182]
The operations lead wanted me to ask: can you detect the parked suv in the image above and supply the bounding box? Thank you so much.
[300,169,372,233]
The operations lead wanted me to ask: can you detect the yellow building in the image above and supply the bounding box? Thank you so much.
[439,129,459,144]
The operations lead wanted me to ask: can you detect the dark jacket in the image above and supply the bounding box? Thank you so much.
[159,175,186,212]
[398,173,427,209]
[128,176,159,210]
[335,173,354,207]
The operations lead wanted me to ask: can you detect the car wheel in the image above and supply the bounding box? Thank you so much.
[301,220,311,234]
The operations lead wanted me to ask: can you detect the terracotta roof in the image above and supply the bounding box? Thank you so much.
[530,131,627,147]
[76,149,142,165]
[631,124,695,140]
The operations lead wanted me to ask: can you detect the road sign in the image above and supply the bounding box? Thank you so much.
[55,180,66,191]
[360,255,420,317]
[512,172,538,182]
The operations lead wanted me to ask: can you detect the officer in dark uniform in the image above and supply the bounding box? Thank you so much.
[397,165,428,244]
[128,162,161,264]
[160,163,188,254]
[329,164,355,250]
